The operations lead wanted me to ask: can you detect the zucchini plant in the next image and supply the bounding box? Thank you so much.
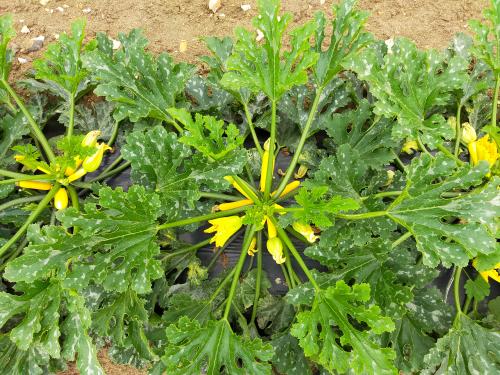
[0,0,499,374]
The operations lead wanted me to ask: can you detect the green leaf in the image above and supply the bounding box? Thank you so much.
[386,154,500,267]
[470,1,500,74]
[4,186,163,293]
[322,99,396,169]
[185,75,234,112]
[220,0,318,102]
[290,281,397,375]
[67,101,117,142]
[32,19,89,100]
[0,334,48,375]
[349,39,468,147]
[162,317,274,375]
[0,14,15,81]
[168,107,244,160]
[256,295,295,334]
[234,268,271,311]
[313,0,372,87]
[122,126,246,217]
[83,30,194,123]
[0,110,30,166]
[289,186,360,229]
[423,314,500,374]
[465,276,490,303]
[270,333,312,375]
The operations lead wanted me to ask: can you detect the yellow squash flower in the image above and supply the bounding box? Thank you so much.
[224,176,252,200]
[473,259,500,284]
[267,237,285,264]
[402,140,419,155]
[82,143,112,173]
[468,135,499,170]
[217,199,253,211]
[292,222,319,243]
[204,216,243,247]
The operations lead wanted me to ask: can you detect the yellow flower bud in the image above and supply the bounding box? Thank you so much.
[37,165,52,175]
[247,237,257,256]
[267,237,285,264]
[204,216,243,247]
[82,130,101,147]
[274,180,300,198]
[461,123,477,145]
[292,222,319,243]
[401,140,419,155]
[82,143,112,173]
[54,187,69,210]
[266,216,277,238]
[67,168,88,183]
[17,180,53,190]
[14,155,25,162]
[223,176,252,200]
[294,164,308,179]
[217,199,253,211]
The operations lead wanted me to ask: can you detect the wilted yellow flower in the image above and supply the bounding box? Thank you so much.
[461,123,477,145]
[223,176,252,200]
[82,143,112,173]
[247,236,257,256]
[294,164,308,179]
[473,259,500,283]
[468,135,498,169]
[402,140,419,155]
[267,237,285,264]
[292,222,319,243]
[266,216,277,238]
[204,216,243,247]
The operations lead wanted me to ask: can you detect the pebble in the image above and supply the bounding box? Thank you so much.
[21,25,30,34]
[208,0,221,13]
[241,4,251,11]
[24,35,45,53]
[56,6,64,13]
[179,40,188,53]
[111,39,121,50]
[39,0,50,5]
[82,8,92,14]
[17,57,28,64]
[256,29,264,42]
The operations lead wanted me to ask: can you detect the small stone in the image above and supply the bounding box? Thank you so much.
[82,7,92,14]
[25,36,45,53]
[45,8,54,14]
[218,13,225,17]
[20,25,30,34]
[111,39,121,50]
[179,40,188,53]
[63,4,69,8]
[53,33,60,40]
[275,277,282,285]
[39,0,50,5]
[320,0,326,4]
[256,29,264,42]
[241,4,251,11]
[17,57,28,64]
[208,0,221,13]
[56,6,64,13]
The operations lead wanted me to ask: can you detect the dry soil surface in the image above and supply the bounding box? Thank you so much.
[0,0,488,374]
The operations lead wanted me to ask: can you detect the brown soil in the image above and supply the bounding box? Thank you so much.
[1,0,487,81]
[0,0,488,374]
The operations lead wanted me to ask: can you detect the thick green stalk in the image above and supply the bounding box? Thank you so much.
[0,169,50,180]
[223,225,256,320]
[243,103,263,156]
[67,95,76,138]
[0,183,59,257]
[157,206,248,230]
[108,121,120,147]
[232,175,261,203]
[284,248,297,289]
[454,267,463,314]
[416,136,432,157]
[92,155,123,180]
[264,100,278,197]
[0,79,56,162]
[273,88,323,199]
[67,185,79,234]
[361,191,402,201]
[391,150,407,172]
[89,160,131,182]
[492,74,500,129]
[250,233,263,323]
[200,192,241,202]
[391,231,413,249]
[271,216,319,290]
[454,104,463,157]
[0,194,45,211]
[436,144,464,166]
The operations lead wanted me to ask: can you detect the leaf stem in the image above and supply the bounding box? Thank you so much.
[157,206,248,230]
[67,95,76,138]
[416,136,432,157]
[335,210,388,220]
[361,191,402,201]
[273,87,323,199]
[492,74,500,129]
[250,232,263,323]
[0,194,45,211]
[391,150,407,172]
[0,183,59,257]
[89,160,131,182]
[436,144,464,166]
[200,192,242,202]
[208,268,236,304]
[161,238,211,261]
[231,175,260,203]
[264,100,277,197]
[243,103,263,156]
[0,79,56,162]
[454,104,463,157]
[223,225,256,320]
[0,169,50,180]
[271,216,319,290]
[453,267,463,315]
[391,231,412,249]
[108,121,120,147]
